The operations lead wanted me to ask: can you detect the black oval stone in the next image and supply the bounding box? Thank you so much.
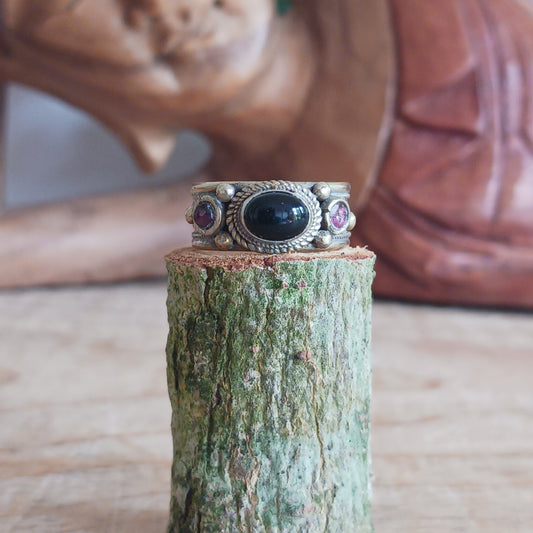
[243,192,310,241]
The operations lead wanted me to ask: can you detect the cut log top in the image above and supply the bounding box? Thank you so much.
[166,246,375,271]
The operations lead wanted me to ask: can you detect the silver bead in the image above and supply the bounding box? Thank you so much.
[185,206,194,224]
[347,212,357,231]
[314,231,333,249]
[216,183,236,202]
[215,232,233,250]
[313,182,331,201]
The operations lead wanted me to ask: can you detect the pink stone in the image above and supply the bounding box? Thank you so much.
[193,202,215,230]
[330,202,349,229]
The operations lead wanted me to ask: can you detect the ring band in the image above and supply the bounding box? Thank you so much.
[185,180,356,253]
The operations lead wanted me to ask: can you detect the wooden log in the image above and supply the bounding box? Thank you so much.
[165,247,376,533]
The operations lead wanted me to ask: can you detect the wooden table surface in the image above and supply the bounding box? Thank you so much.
[0,283,532,532]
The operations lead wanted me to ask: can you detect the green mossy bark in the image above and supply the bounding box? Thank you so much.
[166,250,375,533]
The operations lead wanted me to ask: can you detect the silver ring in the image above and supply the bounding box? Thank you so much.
[185,180,356,253]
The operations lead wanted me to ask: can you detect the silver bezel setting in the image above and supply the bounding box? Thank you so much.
[323,198,351,235]
[186,181,353,253]
[226,181,322,253]
[192,194,224,237]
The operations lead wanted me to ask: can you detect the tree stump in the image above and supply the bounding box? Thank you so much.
[165,247,376,533]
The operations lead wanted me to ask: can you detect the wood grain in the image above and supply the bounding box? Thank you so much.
[0,183,192,288]
[1,284,532,532]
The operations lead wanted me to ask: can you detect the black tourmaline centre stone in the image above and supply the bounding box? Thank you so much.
[243,191,310,241]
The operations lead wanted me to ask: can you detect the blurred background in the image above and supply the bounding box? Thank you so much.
[4,84,209,209]
[1,1,532,532]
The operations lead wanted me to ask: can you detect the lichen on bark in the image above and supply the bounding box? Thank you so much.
[166,248,375,533]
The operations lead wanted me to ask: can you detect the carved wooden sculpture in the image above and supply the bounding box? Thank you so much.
[1,0,532,307]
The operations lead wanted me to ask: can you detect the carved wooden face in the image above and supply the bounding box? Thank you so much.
[4,0,276,112]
